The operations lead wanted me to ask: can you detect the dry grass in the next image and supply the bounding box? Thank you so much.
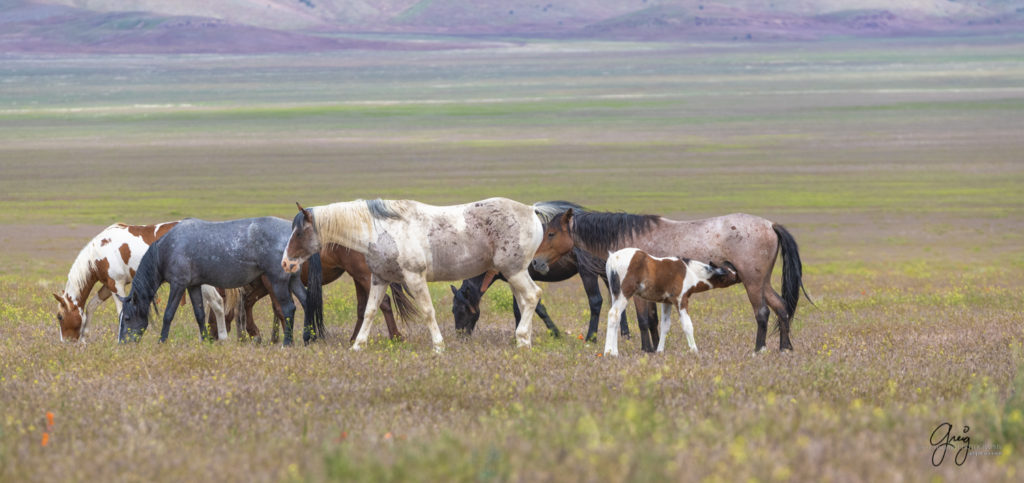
[2,37,1023,481]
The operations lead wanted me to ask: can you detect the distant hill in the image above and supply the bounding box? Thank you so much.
[3,0,1023,53]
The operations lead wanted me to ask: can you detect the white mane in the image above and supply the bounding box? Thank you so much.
[62,240,98,305]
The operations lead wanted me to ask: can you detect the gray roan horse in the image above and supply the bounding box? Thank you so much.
[532,209,811,352]
[118,217,324,345]
[282,198,545,353]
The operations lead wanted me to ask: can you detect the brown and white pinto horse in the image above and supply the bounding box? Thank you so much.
[532,209,811,353]
[54,222,228,342]
[604,248,737,356]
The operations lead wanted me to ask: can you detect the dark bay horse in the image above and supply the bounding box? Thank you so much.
[450,246,632,341]
[118,217,323,345]
[532,209,811,353]
[222,244,415,343]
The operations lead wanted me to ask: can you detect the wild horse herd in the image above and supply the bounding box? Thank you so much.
[53,198,811,355]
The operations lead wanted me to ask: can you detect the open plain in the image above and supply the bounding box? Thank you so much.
[1,36,1023,481]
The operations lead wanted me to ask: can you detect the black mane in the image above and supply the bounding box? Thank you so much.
[366,199,402,220]
[571,210,661,255]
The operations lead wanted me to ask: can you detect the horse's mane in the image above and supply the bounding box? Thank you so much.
[366,198,410,220]
[63,234,102,302]
[571,210,662,254]
[123,238,163,320]
[312,201,373,245]
[533,200,587,223]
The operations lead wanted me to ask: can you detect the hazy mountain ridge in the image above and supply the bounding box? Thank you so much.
[3,0,1022,53]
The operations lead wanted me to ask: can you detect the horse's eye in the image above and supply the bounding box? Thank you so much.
[57,314,63,321]
[548,232,554,238]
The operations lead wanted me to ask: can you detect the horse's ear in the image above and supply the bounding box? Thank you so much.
[116,293,128,304]
[52,293,65,305]
[450,285,459,296]
[296,202,313,222]
[562,208,574,225]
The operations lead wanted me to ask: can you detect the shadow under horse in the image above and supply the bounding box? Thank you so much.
[118,217,323,345]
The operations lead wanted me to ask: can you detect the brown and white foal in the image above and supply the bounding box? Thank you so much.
[604,248,737,356]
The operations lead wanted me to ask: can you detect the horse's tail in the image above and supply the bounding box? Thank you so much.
[388,282,422,323]
[304,252,326,341]
[773,224,814,319]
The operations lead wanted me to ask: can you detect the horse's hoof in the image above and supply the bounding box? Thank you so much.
[351,344,363,352]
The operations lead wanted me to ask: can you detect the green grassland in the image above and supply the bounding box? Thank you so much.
[1,36,1023,481]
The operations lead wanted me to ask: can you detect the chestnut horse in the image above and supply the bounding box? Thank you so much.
[604,248,737,356]
[54,222,229,342]
[283,198,546,352]
[532,209,811,352]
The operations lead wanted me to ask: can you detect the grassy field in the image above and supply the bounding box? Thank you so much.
[1,36,1023,481]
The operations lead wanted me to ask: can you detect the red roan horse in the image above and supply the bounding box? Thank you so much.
[532,209,811,352]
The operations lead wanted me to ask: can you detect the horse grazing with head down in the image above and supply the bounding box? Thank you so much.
[282,198,546,353]
[53,222,229,342]
[118,217,323,345]
[604,248,737,356]
[532,208,812,353]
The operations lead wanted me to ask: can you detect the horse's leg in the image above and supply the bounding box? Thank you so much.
[632,297,655,353]
[745,282,770,353]
[351,279,369,342]
[604,293,630,356]
[765,287,793,352]
[405,273,444,353]
[160,284,187,343]
[678,307,698,353]
[202,286,227,341]
[512,294,559,337]
[512,293,521,328]
[352,277,388,351]
[379,292,400,341]
[506,271,541,349]
[646,301,660,349]
[656,303,673,353]
[187,286,210,342]
[579,269,603,343]
[271,278,298,346]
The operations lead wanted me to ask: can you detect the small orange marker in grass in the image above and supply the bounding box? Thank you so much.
[578,334,584,340]
[384,432,393,440]
[46,412,54,429]
[41,432,49,447]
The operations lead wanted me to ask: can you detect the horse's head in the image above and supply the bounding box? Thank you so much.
[52,292,84,342]
[117,292,149,343]
[283,202,320,274]
[686,260,739,294]
[450,283,482,335]
[531,208,575,275]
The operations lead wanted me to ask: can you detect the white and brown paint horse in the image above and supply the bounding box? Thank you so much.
[53,222,229,342]
[282,198,545,352]
[533,209,812,353]
[604,248,737,356]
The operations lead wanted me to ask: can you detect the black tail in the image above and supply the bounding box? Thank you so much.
[304,252,326,341]
[773,224,813,319]
[388,282,422,324]
[609,269,621,298]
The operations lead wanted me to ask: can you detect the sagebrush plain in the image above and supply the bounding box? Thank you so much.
[1,36,1022,481]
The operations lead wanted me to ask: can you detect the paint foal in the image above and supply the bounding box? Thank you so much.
[54,222,228,342]
[604,248,737,356]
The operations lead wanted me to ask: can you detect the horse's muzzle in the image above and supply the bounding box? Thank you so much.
[282,257,301,274]
[531,259,549,275]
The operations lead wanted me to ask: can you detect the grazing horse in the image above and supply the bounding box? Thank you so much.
[227,244,416,343]
[118,217,322,345]
[604,248,737,356]
[53,222,228,342]
[532,209,811,353]
[282,198,545,352]
[451,246,636,340]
